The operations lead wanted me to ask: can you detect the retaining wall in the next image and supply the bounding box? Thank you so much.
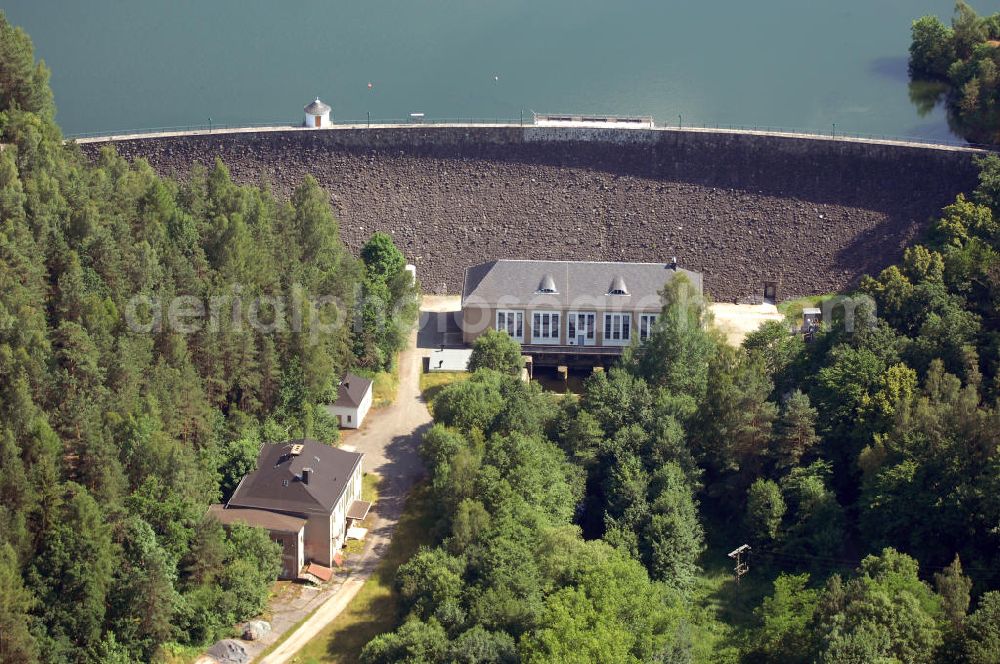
[77,126,984,300]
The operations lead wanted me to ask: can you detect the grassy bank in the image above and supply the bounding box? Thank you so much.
[418,371,469,405]
[370,364,400,408]
[343,474,380,558]
[288,484,436,663]
[683,512,783,663]
[776,293,838,323]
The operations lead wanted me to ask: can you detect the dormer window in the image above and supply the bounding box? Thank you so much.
[608,275,629,296]
[537,274,558,294]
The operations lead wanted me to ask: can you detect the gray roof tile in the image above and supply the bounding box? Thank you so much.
[207,505,306,533]
[304,98,331,114]
[461,259,702,309]
[228,439,362,515]
[333,373,372,408]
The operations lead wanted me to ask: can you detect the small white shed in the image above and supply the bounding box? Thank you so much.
[304,98,332,128]
[327,372,373,429]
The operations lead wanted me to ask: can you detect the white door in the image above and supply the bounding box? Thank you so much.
[568,312,596,346]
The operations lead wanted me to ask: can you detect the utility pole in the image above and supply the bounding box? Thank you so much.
[728,544,751,585]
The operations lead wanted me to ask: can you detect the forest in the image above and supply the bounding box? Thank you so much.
[360,170,1000,659]
[909,1,1000,144]
[2,7,1000,664]
[0,14,417,663]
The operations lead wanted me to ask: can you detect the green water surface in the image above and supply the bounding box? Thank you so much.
[4,0,969,139]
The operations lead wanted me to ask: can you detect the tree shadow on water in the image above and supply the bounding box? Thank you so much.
[908,80,949,117]
[869,55,910,83]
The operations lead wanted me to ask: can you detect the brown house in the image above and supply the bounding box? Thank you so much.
[208,439,369,579]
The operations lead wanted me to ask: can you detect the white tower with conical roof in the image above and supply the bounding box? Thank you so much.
[303,98,331,128]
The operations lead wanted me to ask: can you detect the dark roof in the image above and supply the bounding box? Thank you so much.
[333,373,373,408]
[462,259,703,308]
[304,98,331,114]
[227,439,363,515]
[207,504,306,534]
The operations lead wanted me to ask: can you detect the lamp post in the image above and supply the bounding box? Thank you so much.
[367,81,374,127]
[208,116,212,133]
[678,114,682,130]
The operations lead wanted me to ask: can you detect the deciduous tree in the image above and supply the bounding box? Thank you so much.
[468,329,523,375]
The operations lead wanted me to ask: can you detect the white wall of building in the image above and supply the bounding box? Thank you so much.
[304,109,331,128]
[295,529,304,576]
[331,459,364,550]
[355,385,372,426]
[328,383,373,429]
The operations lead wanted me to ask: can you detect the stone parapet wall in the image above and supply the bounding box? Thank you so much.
[77,126,984,300]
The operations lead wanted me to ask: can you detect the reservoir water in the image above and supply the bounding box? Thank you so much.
[5,0,968,140]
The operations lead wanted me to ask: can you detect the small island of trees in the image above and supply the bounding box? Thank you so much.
[910,1,1000,144]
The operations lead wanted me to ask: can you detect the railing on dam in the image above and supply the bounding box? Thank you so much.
[65,118,529,139]
[65,116,995,151]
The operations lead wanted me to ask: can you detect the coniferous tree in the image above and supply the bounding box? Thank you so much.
[772,389,820,471]
[746,478,787,545]
[27,483,115,661]
[0,542,39,663]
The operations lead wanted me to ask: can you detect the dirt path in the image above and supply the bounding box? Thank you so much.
[248,297,772,662]
[254,325,431,664]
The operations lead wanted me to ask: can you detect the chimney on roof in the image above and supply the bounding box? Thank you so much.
[302,467,313,485]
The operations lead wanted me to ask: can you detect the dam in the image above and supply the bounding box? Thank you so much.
[76,124,985,301]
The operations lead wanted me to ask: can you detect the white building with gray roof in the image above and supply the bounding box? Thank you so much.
[304,97,332,128]
[461,259,702,361]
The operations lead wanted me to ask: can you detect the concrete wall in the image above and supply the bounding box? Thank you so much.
[273,527,304,579]
[304,512,332,567]
[77,126,985,300]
